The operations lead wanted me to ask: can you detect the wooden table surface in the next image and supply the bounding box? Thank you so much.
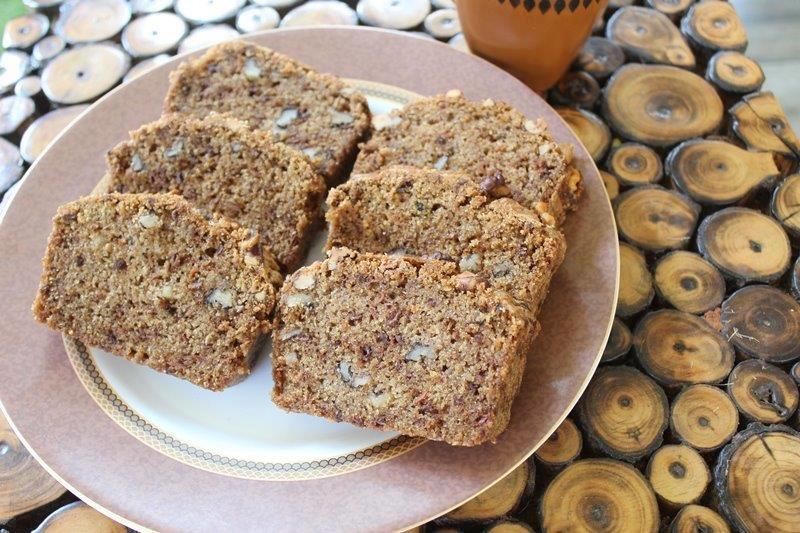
[1,1,799,532]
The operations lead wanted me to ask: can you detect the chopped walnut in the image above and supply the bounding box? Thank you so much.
[433,155,448,170]
[275,107,298,128]
[137,212,161,229]
[331,110,354,125]
[372,114,401,130]
[243,58,261,80]
[164,138,183,158]
[207,288,235,308]
[285,293,312,308]
[292,273,315,290]
[406,343,435,362]
[459,253,482,272]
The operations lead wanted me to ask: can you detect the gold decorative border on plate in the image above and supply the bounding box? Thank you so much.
[62,79,427,482]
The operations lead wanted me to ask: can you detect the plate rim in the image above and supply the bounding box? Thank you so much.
[0,26,618,532]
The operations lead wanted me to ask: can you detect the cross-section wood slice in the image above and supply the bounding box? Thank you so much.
[697,208,791,284]
[644,0,695,20]
[666,138,778,205]
[603,64,723,147]
[556,107,611,162]
[706,51,764,94]
[681,0,747,53]
[33,501,126,532]
[721,285,800,364]
[715,424,800,532]
[602,317,632,363]
[357,0,430,30]
[32,35,65,66]
[670,384,738,453]
[177,24,239,54]
[615,185,700,252]
[175,0,246,25]
[669,505,731,533]
[19,104,89,163]
[41,43,130,105]
[606,6,695,68]
[0,134,24,194]
[550,71,600,110]
[280,1,358,27]
[600,170,620,201]
[772,174,800,239]
[0,50,32,93]
[654,251,725,315]
[122,12,188,58]
[579,366,668,462]
[646,444,710,508]
[607,142,662,186]
[730,91,800,157]
[235,6,280,33]
[540,459,659,533]
[617,242,654,318]
[54,0,132,44]
[0,95,37,139]
[727,360,799,424]
[130,0,173,14]
[534,418,582,470]
[2,13,49,50]
[423,9,460,40]
[574,37,625,80]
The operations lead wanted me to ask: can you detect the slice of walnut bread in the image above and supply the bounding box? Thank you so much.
[354,91,582,224]
[102,113,326,271]
[32,193,282,391]
[164,40,371,185]
[326,167,566,315]
[271,248,536,446]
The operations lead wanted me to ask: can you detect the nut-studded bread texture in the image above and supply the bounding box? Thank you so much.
[103,113,326,271]
[32,193,282,391]
[354,91,581,224]
[164,40,371,185]
[326,167,566,315]
[271,248,536,446]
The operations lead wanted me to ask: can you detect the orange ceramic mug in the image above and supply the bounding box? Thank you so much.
[457,0,609,92]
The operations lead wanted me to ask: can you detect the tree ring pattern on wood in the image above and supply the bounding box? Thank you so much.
[556,107,611,162]
[54,0,132,44]
[771,173,800,239]
[682,0,748,53]
[607,142,663,186]
[646,444,710,508]
[727,360,799,423]
[654,251,726,315]
[707,50,764,94]
[615,185,700,252]
[618,242,654,317]
[606,6,695,68]
[671,384,739,452]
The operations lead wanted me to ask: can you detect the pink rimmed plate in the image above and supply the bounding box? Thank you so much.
[0,27,617,532]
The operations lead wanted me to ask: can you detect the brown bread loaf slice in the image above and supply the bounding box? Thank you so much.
[326,167,566,315]
[164,40,371,185]
[354,91,581,224]
[102,113,326,271]
[271,248,536,446]
[32,193,282,391]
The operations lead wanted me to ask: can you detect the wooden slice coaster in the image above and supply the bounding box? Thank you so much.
[175,0,246,25]
[579,366,668,462]
[607,142,662,186]
[666,138,778,205]
[19,104,88,164]
[0,412,66,523]
[618,242,654,318]
[715,424,800,532]
[423,9,460,40]
[654,251,725,315]
[484,518,534,533]
[0,137,24,194]
[41,43,130,105]
[177,24,239,54]
[603,64,723,147]
[251,0,301,9]
[644,0,694,20]
[540,458,659,532]
[54,0,132,44]
[772,174,800,239]
[357,0,430,30]
[2,13,49,50]
[0,95,36,140]
[646,444,710,508]
[697,208,791,284]
[721,285,800,364]
[793,256,800,301]
[550,71,600,110]
[600,170,620,201]
[131,0,173,14]
[615,185,700,252]
[669,505,731,533]
[439,461,534,525]
[0,51,33,93]
[122,12,188,57]
[34,501,125,532]
[606,6,695,68]
[730,91,800,158]
[727,360,799,424]
[535,418,582,470]
[602,317,632,363]
[707,51,764,95]
[671,384,738,453]
[236,6,280,33]
[634,309,734,388]
[32,35,65,66]
[575,37,625,81]
[281,1,358,27]
[448,33,470,54]
[123,54,171,84]
[556,107,611,162]
[682,0,747,54]
[15,75,43,100]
